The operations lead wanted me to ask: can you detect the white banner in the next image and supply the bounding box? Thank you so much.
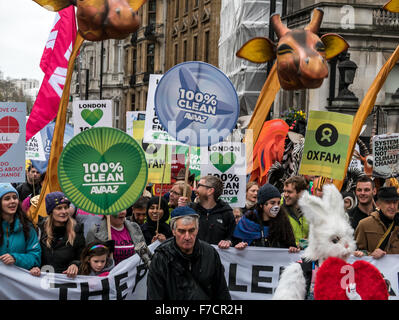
[372,133,399,178]
[1,244,398,300]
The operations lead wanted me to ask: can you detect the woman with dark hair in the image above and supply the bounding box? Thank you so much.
[233,184,300,252]
[30,191,85,278]
[141,196,172,245]
[0,183,41,270]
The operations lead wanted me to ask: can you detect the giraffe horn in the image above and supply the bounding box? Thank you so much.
[305,8,324,33]
[270,13,290,38]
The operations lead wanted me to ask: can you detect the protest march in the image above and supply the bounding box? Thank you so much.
[4,0,399,304]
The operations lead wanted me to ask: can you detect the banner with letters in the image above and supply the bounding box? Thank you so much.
[299,111,353,180]
[2,244,398,300]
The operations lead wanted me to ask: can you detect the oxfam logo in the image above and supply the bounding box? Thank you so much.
[315,124,338,147]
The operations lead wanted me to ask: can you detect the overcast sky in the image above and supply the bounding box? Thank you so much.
[0,1,56,81]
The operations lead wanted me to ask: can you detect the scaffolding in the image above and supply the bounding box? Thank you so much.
[219,0,282,117]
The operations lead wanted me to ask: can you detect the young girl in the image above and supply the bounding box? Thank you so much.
[79,241,115,276]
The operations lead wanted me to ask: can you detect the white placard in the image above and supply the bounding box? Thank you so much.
[200,142,246,207]
[72,100,113,136]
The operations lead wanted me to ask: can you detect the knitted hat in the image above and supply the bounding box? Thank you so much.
[171,206,199,219]
[45,191,70,214]
[257,183,281,205]
[0,183,18,199]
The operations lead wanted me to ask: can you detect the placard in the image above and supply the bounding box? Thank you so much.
[154,62,239,147]
[372,133,399,178]
[299,111,353,180]
[58,127,148,215]
[200,142,246,207]
[73,100,113,135]
[0,102,26,183]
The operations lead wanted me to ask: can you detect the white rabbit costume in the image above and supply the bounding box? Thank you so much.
[273,184,357,300]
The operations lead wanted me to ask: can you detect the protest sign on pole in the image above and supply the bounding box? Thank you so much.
[154,62,239,147]
[200,142,246,207]
[0,102,26,183]
[58,127,148,216]
[73,100,113,136]
[372,133,399,178]
[132,120,171,184]
[25,116,46,161]
[299,111,353,180]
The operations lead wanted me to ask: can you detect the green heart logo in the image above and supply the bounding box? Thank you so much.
[58,127,148,215]
[210,152,236,173]
[81,109,103,126]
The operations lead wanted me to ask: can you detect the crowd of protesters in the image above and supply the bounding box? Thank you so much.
[2,162,399,300]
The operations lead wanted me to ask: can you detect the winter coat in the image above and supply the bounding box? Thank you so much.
[38,220,86,273]
[16,181,41,202]
[355,211,399,254]
[0,217,41,270]
[281,205,309,246]
[86,218,152,268]
[190,199,235,245]
[147,237,231,300]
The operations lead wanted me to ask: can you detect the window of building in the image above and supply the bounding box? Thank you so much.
[194,0,199,9]
[175,0,179,18]
[147,42,155,74]
[132,47,137,74]
[183,39,187,61]
[204,30,210,63]
[114,100,120,128]
[174,43,178,65]
[148,0,156,25]
[131,93,136,111]
[193,35,198,60]
[185,0,189,13]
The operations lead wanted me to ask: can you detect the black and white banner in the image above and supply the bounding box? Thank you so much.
[1,244,398,300]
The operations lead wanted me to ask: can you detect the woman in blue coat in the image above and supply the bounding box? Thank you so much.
[0,183,41,270]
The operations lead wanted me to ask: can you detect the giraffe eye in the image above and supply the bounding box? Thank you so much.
[277,44,293,55]
[315,41,325,52]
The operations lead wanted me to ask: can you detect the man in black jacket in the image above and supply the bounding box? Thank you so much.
[16,164,42,201]
[147,206,231,300]
[190,175,235,249]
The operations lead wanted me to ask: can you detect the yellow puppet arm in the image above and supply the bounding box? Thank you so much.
[244,63,280,175]
[29,33,84,222]
[127,0,147,11]
[333,44,399,190]
[384,0,399,13]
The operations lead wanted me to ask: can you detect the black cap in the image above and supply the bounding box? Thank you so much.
[377,187,399,201]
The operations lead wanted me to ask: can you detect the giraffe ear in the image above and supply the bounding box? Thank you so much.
[33,0,72,11]
[384,0,399,13]
[236,37,276,63]
[126,0,147,11]
[321,33,349,60]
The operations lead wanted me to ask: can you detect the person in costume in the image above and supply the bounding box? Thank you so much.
[233,183,299,252]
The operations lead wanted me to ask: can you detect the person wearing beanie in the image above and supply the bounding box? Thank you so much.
[141,196,173,245]
[30,191,85,278]
[233,183,299,252]
[0,183,41,271]
[147,205,231,300]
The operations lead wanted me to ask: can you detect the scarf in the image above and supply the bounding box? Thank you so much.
[233,215,269,245]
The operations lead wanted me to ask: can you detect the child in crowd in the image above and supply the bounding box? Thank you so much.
[79,241,115,277]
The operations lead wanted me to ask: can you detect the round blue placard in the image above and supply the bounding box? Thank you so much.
[154,61,239,147]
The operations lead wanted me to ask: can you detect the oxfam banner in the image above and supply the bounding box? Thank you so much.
[58,127,148,215]
[299,111,353,180]
[154,61,239,147]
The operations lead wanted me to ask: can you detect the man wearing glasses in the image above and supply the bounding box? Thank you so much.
[190,175,235,249]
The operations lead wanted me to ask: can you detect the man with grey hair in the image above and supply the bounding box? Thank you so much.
[190,175,235,249]
[147,206,231,300]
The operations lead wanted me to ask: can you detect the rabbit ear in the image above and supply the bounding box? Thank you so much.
[322,184,346,217]
[298,191,327,227]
